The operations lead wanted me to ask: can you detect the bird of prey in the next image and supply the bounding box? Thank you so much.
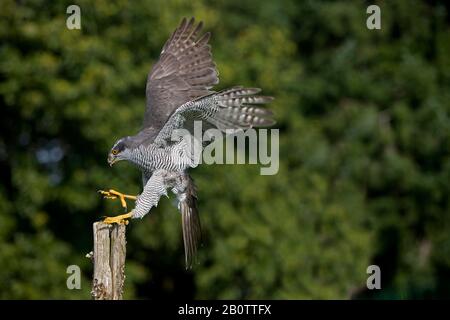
[99,17,275,268]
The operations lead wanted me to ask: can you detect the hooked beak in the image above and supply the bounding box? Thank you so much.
[107,153,117,167]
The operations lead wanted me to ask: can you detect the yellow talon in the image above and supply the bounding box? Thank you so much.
[102,212,133,225]
[98,189,137,211]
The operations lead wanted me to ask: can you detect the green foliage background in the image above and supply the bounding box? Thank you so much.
[0,0,449,299]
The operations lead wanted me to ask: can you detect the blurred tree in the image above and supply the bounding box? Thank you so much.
[0,0,448,299]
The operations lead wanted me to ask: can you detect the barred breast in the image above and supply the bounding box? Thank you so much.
[130,139,197,173]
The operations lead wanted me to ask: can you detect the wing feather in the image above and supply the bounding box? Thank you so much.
[144,18,219,131]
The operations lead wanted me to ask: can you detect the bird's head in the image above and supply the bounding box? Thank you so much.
[108,137,132,166]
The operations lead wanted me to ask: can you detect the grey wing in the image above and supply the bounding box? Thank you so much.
[153,87,275,147]
[143,17,219,130]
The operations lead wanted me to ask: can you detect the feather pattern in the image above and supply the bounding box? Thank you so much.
[132,170,169,219]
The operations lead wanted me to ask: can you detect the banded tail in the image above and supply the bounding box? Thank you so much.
[179,174,202,269]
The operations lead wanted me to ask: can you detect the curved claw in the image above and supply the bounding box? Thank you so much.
[98,190,117,199]
[98,189,137,212]
[102,212,133,225]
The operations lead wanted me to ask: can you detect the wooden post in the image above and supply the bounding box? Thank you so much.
[90,222,126,300]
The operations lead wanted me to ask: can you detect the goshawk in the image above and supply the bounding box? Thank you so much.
[99,18,275,267]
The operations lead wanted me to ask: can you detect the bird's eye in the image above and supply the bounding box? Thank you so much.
[112,149,119,155]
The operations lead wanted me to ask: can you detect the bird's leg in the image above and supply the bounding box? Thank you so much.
[102,212,133,225]
[98,189,137,211]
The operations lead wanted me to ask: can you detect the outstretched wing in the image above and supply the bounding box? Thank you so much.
[144,17,219,130]
[153,87,275,147]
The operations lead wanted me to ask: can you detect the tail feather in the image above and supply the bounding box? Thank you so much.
[180,175,202,269]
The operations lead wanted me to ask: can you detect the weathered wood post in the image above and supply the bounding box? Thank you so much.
[90,222,126,300]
